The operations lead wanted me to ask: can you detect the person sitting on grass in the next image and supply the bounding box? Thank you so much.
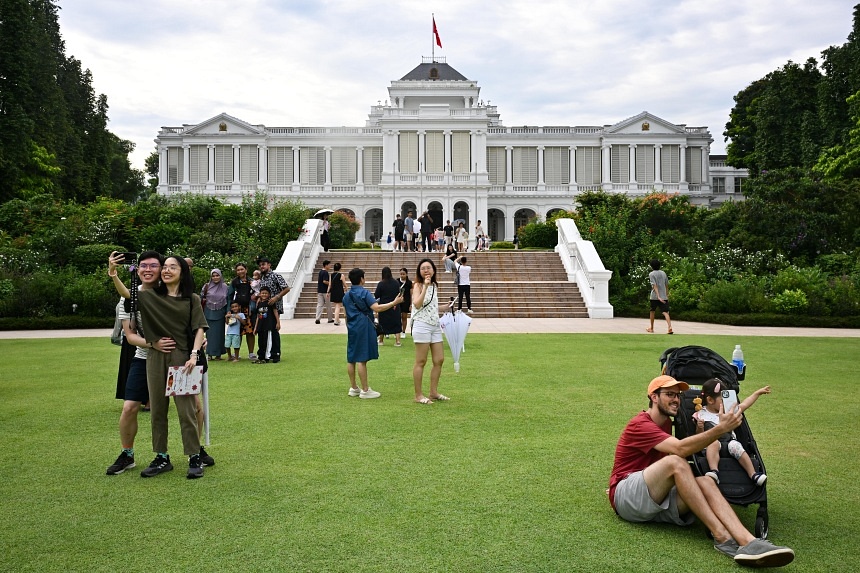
[694,378,770,487]
[609,375,794,567]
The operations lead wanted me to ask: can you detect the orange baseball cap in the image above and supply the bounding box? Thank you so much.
[648,375,690,396]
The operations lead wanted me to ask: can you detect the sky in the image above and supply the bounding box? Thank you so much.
[55,0,854,171]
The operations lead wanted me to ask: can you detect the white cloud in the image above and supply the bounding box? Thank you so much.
[56,0,854,169]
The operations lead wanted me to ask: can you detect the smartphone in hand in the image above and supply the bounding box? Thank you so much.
[721,389,739,413]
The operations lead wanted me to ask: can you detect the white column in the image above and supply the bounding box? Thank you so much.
[505,146,513,185]
[207,145,215,184]
[258,145,267,185]
[356,146,364,185]
[159,146,167,188]
[680,145,687,184]
[505,208,516,242]
[182,145,190,184]
[444,130,452,173]
[417,130,425,174]
[232,144,240,184]
[629,144,637,185]
[472,129,487,176]
[537,146,545,185]
[601,145,610,186]
[292,147,300,186]
[701,146,709,185]
[324,146,332,187]
[655,145,662,184]
[570,146,576,187]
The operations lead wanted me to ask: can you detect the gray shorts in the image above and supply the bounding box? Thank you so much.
[614,471,695,526]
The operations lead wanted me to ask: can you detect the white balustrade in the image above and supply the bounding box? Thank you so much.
[555,218,613,318]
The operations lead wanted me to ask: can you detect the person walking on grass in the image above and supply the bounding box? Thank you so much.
[647,259,673,334]
[343,267,402,399]
[609,375,795,567]
[410,258,448,405]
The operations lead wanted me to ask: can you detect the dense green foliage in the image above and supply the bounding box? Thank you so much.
[573,191,860,319]
[0,0,144,202]
[725,5,860,175]
[0,192,321,319]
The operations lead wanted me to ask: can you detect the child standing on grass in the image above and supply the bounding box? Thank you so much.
[252,286,280,363]
[694,378,771,486]
[224,301,247,362]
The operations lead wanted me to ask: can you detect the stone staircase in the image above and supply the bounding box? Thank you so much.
[292,251,589,319]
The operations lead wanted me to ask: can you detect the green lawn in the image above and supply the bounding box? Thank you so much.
[1,333,857,572]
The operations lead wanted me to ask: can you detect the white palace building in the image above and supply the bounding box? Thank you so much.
[155,58,748,243]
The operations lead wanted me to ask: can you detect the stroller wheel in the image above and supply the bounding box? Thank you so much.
[755,510,769,539]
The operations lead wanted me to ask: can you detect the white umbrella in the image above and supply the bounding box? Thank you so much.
[439,300,472,372]
[314,208,334,218]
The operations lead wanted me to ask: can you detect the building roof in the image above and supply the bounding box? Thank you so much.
[400,61,468,81]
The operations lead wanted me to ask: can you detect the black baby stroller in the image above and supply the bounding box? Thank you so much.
[660,345,769,538]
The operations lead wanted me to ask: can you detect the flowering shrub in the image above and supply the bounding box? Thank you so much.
[769,289,809,314]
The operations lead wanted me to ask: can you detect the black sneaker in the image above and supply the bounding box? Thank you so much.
[199,446,215,467]
[106,451,135,475]
[187,454,204,479]
[140,455,173,478]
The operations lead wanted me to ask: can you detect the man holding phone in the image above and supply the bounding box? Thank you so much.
[608,375,795,567]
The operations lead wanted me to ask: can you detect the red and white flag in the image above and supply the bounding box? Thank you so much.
[433,17,442,48]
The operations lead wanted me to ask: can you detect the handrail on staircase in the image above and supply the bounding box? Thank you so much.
[274,218,324,319]
[555,218,614,318]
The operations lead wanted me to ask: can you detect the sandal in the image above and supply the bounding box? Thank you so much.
[415,397,433,405]
[645,328,654,333]
[667,329,674,335]
[429,394,450,401]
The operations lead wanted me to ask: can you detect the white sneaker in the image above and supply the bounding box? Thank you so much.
[360,388,381,399]
[249,353,257,360]
[466,309,474,315]
[348,387,361,397]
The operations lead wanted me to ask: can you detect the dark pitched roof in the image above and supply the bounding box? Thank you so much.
[400,62,468,81]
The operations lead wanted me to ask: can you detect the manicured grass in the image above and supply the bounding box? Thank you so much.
[1,333,857,572]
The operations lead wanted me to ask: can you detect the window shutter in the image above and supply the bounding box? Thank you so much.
[425,132,444,173]
[662,145,680,183]
[575,147,600,185]
[636,145,654,184]
[267,147,293,185]
[487,147,506,184]
[167,147,183,184]
[399,132,418,173]
[451,131,471,173]
[686,147,702,183]
[240,145,258,184]
[544,147,569,184]
[300,147,325,185]
[363,147,382,185]
[215,145,232,184]
[610,145,629,183]
[512,147,537,184]
[189,146,207,184]
[331,147,356,184]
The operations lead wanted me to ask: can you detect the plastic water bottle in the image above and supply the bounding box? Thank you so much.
[732,344,745,374]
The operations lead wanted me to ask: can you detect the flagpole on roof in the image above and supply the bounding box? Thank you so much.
[432,13,435,62]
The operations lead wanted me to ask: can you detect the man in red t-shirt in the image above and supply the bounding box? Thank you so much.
[609,375,795,567]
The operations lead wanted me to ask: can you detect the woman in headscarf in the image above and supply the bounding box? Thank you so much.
[201,268,229,360]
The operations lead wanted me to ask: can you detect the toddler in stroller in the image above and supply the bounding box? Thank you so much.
[695,378,770,487]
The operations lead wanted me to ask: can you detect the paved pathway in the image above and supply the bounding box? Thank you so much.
[2,318,859,339]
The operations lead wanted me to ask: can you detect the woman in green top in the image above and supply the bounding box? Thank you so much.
[110,254,209,479]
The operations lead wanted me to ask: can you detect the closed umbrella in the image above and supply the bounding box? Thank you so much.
[439,298,472,372]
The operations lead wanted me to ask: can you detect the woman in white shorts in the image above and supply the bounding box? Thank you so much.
[411,258,448,404]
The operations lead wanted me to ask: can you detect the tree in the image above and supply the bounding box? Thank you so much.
[815,90,860,180]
